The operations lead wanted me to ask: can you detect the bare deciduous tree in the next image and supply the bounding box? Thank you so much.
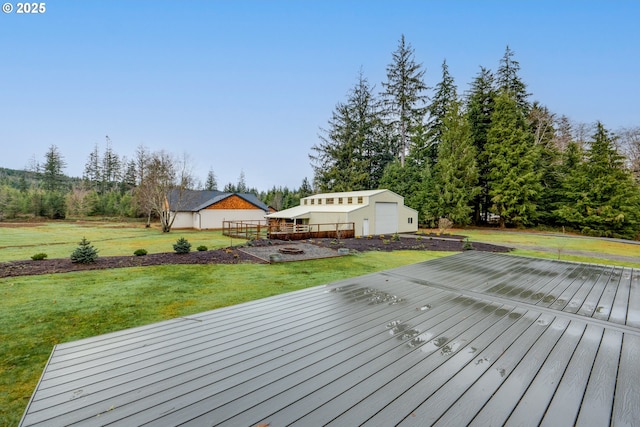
[134,150,196,232]
[618,126,640,182]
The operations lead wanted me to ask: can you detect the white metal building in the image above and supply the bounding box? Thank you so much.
[266,189,418,237]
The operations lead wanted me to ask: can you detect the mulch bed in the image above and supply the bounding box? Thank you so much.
[0,236,510,278]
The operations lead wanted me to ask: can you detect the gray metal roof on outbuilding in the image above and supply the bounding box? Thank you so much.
[19,252,640,426]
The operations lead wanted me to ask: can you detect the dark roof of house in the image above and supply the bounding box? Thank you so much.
[168,189,270,212]
[19,252,640,426]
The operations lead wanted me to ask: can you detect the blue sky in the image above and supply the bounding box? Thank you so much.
[1,1,639,191]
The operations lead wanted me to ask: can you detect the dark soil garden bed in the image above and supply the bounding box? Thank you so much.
[0,236,510,278]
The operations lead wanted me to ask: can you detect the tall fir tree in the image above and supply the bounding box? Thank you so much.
[496,46,530,112]
[529,102,560,224]
[465,67,496,223]
[422,59,456,166]
[205,168,218,190]
[101,136,121,192]
[432,98,480,225]
[382,35,429,167]
[555,122,640,239]
[485,92,541,227]
[299,177,313,197]
[311,72,388,191]
[83,143,101,189]
[42,145,67,192]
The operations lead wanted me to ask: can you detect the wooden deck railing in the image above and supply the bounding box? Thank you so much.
[267,222,355,240]
[222,220,269,240]
[223,220,356,241]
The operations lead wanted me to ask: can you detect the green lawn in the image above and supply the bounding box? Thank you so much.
[2,221,640,425]
[0,221,245,262]
[449,228,640,268]
[0,249,451,426]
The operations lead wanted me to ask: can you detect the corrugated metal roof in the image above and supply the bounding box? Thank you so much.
[20,252,640,426]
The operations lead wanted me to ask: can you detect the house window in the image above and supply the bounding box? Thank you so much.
[357,196,363,204]
[338,198,343,204]
[318,199,322,205]
[347,197,353,204]
[326,198,334,204]
[310,199,314,205]
[408,217,413,224]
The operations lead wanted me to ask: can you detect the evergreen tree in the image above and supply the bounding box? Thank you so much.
[382,35,429,167]
[205,168,218,190]
[83,143,101,189]
[465,67,496,223]
[311,72,388,191]
[422,59,456,166]
[529,102,560,224]
[42,145,66,192]
[380,159,434,225]
[555,122,640,239]
[432,99,480,225]
[485,92,541,227]
[496,46,530,112]
[299,177,313,197]
[122,159,137,190]
[70,237,99,264]
[101,136,120,192]
[236,170,247,193]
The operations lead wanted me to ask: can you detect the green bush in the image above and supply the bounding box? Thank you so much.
[463,238,474,251]
[173,237,191,254]
[134,249,148,256]
[197,245,208,252]
[31,253,48,261]
[70,237,99,264]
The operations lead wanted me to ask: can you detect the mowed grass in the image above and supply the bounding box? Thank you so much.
[452,228,640,268]
[0,221,245,262]
[0,248,451,426]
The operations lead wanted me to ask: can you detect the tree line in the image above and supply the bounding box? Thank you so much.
[0,140,313,229]
[2,36,640,239]
[310,36,640,239]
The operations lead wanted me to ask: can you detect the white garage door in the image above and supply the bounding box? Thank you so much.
[375,202,398,235]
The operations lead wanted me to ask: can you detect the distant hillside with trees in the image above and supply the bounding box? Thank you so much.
[0,142,311,226]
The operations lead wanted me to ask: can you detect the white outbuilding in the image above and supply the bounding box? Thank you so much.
[266,189,418,237]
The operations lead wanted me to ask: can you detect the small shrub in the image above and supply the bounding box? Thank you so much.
[70,237,99,264]
[392,233,400,242]
[134,249,148,256]
[173,237,191,254]
[197,245,208,252]
[383,239,390,244]
[463,238,474,251]
[31,253,48,261]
